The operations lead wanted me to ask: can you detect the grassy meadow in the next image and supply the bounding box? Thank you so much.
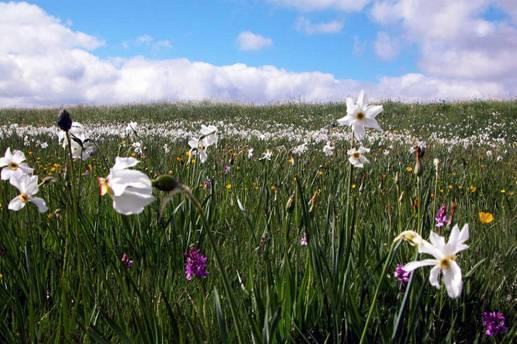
[0,101,515,343]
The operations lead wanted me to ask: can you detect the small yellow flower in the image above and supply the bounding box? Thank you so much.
[406,166,413,173]
[288,157,295,165]
[0,272,3,281]
[448,184,453,190]
[500,189,506,193]
[352,184,356,189]
[225,183,232,191]
[271,185,278,193]
[185,150,192,158]
[191,158,196,165]
[479,212,494,224]
[469,185,477,193]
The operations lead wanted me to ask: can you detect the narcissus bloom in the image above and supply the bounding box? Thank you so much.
[200,125,218,146]
[0,148,34,181]
[8,175,48,213]
[322,142,334,157]
[98,157,155,215]
[479,212,494,224]
[403,224,469,298]
[337,90,383,141]
[260,149,273,161]
[188,138,208,163]
[57,122,95,161]
[347,146,370,168]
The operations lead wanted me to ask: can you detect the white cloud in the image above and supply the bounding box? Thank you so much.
[269,0,369,12]
[237,31,272,51]
[0,1,515,108]
[370,0,517,81]
[123,34,172,50]
[0,2,103,54]
[374,32,399,60]
[295,17,344,34]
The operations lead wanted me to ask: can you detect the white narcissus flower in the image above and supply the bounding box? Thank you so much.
[337,90,383,140]
[8,175,48,213]
[188,138,208,163]
[260,149,273,161]
[322,142,334,157]
[247,148,254,159]
[347,146,370,168]
[58,122,95,161]
[187,125,218,164]
[403,224,469,298]
[200,125,218,147]
[0,148,34,181]
[98,157,155,215]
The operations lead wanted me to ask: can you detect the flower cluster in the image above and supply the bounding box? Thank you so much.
[338,90,384,168]
[184,247,208,280]
[482,311,508,337]
[0,148,48,213]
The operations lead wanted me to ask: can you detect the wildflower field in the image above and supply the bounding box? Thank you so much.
[0,98,515,343]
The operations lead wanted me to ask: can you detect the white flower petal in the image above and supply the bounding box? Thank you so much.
[112,190,155,215]
[352,123,365,141]
[429,232,446,250]
[30,197,48,213]
[113,157,139,170]
[418,240,443,259]
[357,90,367,107]
[442,260,463,298]
[12,150,26,163]
[404,259,437,272]
[363,117,383,131]
[429,266,441,289]
[8,196,25,211]
[365,105,383,119]
[199,150,208,163]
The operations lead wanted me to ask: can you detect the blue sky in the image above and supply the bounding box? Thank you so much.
[1,1,516,106]
[28,0,417,80]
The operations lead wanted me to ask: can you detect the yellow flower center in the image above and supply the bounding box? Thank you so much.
[356,112,365,120]
[19,193,30,203]
[8,162,18,170]
[438,255,456,269]
[98,177,113,196]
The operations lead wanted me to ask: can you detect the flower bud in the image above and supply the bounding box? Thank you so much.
[57,109,72,131]
[152,175,180,192]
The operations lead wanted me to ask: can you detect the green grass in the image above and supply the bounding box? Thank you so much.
[0,102,515,343]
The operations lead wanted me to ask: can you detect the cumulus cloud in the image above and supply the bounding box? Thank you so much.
[295,17,344,34]
[374,32,399,60]
[236,31,273,51]
[0,1,515,108]
[268,0,368,12]
[370,0,517,83]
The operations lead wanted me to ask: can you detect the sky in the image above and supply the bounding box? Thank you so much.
[1,0,517,107]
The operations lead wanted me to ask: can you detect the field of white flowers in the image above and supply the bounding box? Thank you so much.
[0,94,515,342]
